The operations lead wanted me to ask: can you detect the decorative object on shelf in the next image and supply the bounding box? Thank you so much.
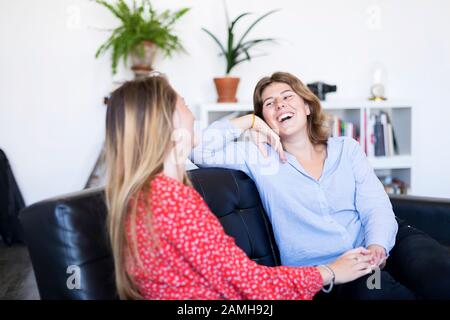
[369,63,387,101]
[307,82,337,101]
[369,83,387,101]
[202,2,279,102]
[94,0,189,77]
[213,77,240,103]
[381,176,407,195]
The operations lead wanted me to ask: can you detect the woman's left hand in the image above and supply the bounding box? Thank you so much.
[367,244,387,269]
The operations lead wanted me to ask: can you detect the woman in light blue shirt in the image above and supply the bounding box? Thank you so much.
[191,72,450,299]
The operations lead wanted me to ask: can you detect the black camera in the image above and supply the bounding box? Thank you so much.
[307,82,337,101]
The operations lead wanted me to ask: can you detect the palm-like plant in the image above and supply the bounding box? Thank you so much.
[202,6,279,75]
[94,0,189,74]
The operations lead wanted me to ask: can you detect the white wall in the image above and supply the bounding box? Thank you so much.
[1,0,450,205]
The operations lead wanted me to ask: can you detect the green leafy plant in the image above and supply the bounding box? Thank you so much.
[202,6,279,75]
[94,0,189,74]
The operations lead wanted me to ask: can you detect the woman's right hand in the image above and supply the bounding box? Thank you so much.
[319,247,375,285]
[231,114,287,162]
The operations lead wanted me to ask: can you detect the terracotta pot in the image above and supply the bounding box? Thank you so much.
[214,77,240,103]
[130,40,157,78]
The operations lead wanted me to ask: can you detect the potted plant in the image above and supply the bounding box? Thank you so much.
[202,6,278,102]
[94,0,189,77]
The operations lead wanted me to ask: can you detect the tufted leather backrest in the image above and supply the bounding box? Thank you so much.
[189,168,280,267]
[19,168,280,300]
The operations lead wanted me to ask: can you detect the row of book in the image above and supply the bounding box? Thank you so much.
[330,111,398,158]
[365,111,398,157]
[330,115,358,140]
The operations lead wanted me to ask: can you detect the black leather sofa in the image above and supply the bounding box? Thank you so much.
[19,168,450,300]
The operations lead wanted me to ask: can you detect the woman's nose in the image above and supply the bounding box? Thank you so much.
[275,98,285,109]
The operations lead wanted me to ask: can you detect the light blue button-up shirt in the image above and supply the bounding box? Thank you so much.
[190,119,398,267]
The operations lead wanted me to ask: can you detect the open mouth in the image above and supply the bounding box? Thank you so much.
[277,112,294,124]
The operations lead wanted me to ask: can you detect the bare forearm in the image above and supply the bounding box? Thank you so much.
[316,266,333,286]
[230,114,254,131]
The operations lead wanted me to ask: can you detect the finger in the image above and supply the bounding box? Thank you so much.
[344,247,370,256]
[371,255,380,266]
[356,255,372,263]
[268,135,285,162]
[361,266,374,276]
[355,262,373,271]
[358,248,371,255]
[267,130,280,145]
[376,251,384,263]
[275,141,287,162]
[257,143,268,158]
[278,145,287,162]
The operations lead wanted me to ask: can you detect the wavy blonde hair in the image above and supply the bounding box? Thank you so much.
[253,72,331,145]
[105,76,190,299]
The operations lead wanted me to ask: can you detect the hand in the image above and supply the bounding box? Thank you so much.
[247,115,287,162]
[367,244,387,269]
[322,247,376,285]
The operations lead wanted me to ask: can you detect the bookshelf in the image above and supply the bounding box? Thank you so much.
[195,101,413,194]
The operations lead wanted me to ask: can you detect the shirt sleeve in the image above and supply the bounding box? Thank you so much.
[190,119,251,175]
[164,185,323,300]
[349,138,398,254]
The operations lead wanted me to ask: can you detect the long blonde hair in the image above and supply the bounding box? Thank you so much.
[253,72,331,145]
[104,75,188,299]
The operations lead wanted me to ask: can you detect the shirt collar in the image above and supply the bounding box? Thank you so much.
[283,137,340,182]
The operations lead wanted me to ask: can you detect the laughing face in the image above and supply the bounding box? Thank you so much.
[261,82,310,139]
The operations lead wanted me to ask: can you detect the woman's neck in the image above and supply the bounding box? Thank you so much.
[163,148,186,182]
[282,130,316,161]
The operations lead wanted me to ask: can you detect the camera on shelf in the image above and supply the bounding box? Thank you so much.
[307,82,337,101]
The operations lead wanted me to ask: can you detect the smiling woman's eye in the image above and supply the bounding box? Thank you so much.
[265,101,273,108]
[283,95,293,100]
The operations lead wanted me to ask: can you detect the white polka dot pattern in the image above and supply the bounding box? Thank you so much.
[125,173,323,300]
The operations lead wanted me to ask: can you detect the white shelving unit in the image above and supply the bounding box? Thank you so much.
[195,101,413,194]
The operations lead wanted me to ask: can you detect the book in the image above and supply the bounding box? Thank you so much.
[366,113,375,157]
[374,115,385,156]
[380,112,389,156]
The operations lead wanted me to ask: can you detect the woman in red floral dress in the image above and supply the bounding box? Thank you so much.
[104,75,374,300]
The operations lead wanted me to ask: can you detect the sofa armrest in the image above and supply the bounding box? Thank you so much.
[389,194,450,247]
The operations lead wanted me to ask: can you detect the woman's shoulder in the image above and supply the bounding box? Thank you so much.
[327,136,360,151]
[150,173,196,200]
[326,136,363,161]
[149,173,205,209]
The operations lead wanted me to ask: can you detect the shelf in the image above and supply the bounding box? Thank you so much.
[199,103,253,112]
[322,100,412,110]
[368,155,413,170]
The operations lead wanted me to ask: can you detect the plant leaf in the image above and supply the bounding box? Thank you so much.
[236,9,279,50]
[202,28,227,57]
[230,12,252,30]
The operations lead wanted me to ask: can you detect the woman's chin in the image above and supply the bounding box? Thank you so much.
[279,127,294,137]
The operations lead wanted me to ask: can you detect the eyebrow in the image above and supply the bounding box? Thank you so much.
[262,89,294,104]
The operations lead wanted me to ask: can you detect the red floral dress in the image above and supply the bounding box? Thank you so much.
[126,173,323,300]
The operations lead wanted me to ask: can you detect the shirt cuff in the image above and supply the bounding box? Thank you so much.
[291,266,323,300]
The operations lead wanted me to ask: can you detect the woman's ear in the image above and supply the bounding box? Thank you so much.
[305,104,311,116]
